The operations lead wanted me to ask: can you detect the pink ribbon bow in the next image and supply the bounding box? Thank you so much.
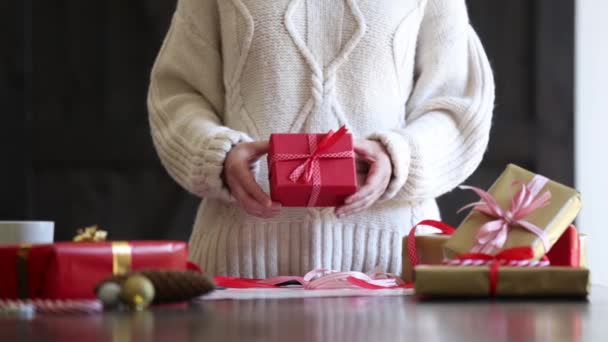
[458,175,552,255]
[270,126,354,207]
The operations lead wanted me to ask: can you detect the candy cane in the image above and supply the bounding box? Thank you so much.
[444,259,550,267]
[0,299,103,315]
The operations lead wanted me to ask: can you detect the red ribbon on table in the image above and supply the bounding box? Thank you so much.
[269,126,355,207]
[447,246,549,296]
[214,269,410,290]
[458,175,552,255]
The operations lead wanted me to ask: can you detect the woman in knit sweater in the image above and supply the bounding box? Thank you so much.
[148,0,494,278]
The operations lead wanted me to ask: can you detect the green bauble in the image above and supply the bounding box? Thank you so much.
[120,274,155,310]
[97,281,122,309]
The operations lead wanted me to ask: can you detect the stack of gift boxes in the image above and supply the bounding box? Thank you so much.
[403,164,589,297]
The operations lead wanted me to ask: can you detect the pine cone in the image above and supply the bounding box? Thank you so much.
[97,270,215,304]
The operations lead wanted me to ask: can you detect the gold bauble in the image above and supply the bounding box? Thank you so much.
[120,274,155,310]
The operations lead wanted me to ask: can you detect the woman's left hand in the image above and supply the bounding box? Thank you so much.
[335,139,392,218]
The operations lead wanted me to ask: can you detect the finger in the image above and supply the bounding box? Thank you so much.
[234,180,282,217]
[243,196,281,218]
[238,165,273,208]
[246,203,282,218]
[337,196,377,217]
[248,141,269,159]
[353,141,374,161]
[345,163,384,204]
[229,178,268,214]
[231,181,263,213]
[339,189,376,212]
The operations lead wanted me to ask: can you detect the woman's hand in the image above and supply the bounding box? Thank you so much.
[224,141,281,218]
[335,139,392,218]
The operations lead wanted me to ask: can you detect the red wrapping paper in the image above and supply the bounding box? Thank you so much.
[0,241,189,300]
[0,245,53,299]
[268,130,357,207]
[546,225,582,267]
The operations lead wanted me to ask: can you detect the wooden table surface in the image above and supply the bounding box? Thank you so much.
[2,286,607,342]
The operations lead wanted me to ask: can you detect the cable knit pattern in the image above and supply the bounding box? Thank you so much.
[148,0,494,278]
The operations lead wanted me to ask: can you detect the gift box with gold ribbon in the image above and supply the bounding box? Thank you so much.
[443,164,582,260]
[0,227,190,300]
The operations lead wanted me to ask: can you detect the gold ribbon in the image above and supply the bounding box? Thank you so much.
[73,226,130,275]
[16,244,33,299]
[112,242,132,275]
[74,225,108,242]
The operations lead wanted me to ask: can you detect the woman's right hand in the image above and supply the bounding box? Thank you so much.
[224,141,282,218]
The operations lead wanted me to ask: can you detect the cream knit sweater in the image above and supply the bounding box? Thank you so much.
[148,0,494,278]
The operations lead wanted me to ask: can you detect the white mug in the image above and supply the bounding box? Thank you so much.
[0,221,54,245]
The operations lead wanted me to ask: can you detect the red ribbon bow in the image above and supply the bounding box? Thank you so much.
[458,175,552,255]
[270,126,354,206]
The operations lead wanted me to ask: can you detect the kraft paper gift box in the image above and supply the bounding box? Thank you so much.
[413,225,590,297]
[414,265,589,297]
[268,126,357,207]
[0,241,190,299]
[401,220,457,283]
[402,234,450,283]
[443,164,582,260]
[403,224,588,284]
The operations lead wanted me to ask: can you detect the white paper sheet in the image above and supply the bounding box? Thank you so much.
[198,287,413,301]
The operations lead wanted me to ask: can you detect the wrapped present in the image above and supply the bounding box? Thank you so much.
[402,220,455,283]
[546,225,587,267]
[0,244,54,299]
[0,241,190,300]
[443,164,582,260]
[40,241,189,299]
[414,247,589,297]
[268,126,357,207]
[415,266,588,297]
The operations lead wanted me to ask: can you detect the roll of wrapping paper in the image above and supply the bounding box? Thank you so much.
[414,265,589,297]
[443,164,582,260]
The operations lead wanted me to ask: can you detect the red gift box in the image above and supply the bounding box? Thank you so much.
[0,244,54,299]
[546,225,583,267]
[0,241,189,300]
[268,127,358,207]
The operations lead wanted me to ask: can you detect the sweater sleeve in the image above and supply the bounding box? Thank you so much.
[147,0,252,201]
[369,0,495,203]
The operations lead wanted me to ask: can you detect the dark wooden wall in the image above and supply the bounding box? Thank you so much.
[3,0,574,241]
